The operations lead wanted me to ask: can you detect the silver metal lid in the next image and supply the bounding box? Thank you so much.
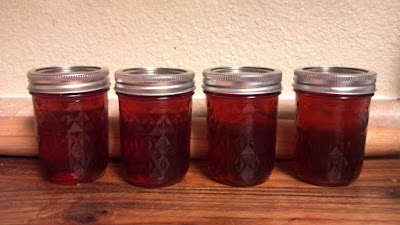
[27,66,110,94]
[293,66,377,95]
[202,66,282,95]
[115,67,195,96]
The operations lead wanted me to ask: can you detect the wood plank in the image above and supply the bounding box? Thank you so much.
[1,117,399,159]
[0,157,399,224]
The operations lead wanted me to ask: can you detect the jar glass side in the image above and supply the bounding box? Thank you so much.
[205,92,279,186]
[293,90,373,186]
[31,90,109,184]
[117,92,193,188]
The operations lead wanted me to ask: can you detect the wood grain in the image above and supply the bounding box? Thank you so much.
[1,117,400,159]
[0,157,399,225]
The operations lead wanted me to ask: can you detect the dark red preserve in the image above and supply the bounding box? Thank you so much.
[28,66,110,184]
[203,67,282,186]
[293,66,377,186]
[115,68,195,188]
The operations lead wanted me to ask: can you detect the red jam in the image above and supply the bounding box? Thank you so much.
[293,90,372,186]
[206,92,279,186]
[118,92,193,188]
[32,90,109,185]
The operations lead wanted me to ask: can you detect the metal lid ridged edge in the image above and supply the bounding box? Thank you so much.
[293,66,377,95]
[114,67,195,96]
[27,66,110,94]
[203,66,283,95]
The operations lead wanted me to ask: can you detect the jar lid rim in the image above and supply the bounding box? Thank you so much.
[294,66,376,78]
[203,66,282,77]
[115,67,194,77]
[28,66,109,77]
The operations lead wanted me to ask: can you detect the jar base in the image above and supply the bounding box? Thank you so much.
[295,174,357,187]
[124,175,185,188]
[210,174,270,187]
[48,170,106,185]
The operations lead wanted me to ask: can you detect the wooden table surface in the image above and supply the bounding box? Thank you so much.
[0,157,399,225]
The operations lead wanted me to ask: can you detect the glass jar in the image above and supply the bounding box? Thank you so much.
[115,67,195,188]
[203,66,282,186]
[292,66,377,186]
[27,66,110,184]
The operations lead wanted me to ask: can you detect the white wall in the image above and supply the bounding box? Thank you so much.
[1,0,399,98]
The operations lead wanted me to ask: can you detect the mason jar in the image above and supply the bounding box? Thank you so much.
[28,66,110,185]
[203,66,282,186]
[292,66,377,186]
[115,67,195,188]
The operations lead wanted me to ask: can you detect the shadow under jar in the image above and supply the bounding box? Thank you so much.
[292,66,377,186]
[27,66,110,185]
[203,66,282,186]
[115,68,195,188]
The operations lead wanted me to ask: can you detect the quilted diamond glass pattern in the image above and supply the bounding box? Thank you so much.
[119,93,192,188]
[294,91,371,186]
[206,92,279,186]
[32,91,109,184]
